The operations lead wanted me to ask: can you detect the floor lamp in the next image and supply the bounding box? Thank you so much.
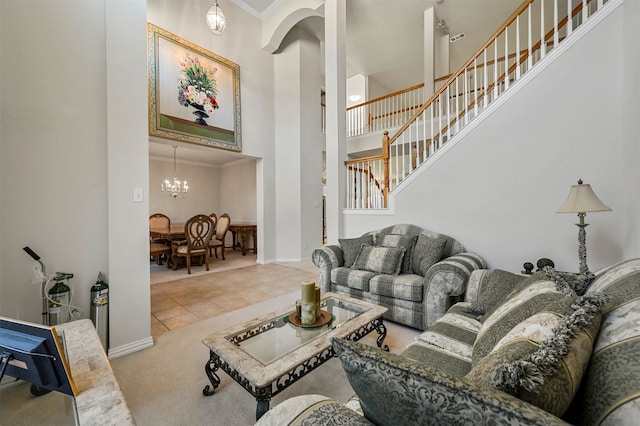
[557,179,611,276]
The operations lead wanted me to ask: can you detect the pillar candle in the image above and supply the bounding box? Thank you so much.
[301,302,316,325]
[301,281,316,303]
[315,286,321,318]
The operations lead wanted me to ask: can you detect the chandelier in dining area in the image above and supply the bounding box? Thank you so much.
[162,146,188,198]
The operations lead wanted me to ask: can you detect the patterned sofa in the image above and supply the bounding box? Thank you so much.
[312,224,486,330]
[256,258,640,425]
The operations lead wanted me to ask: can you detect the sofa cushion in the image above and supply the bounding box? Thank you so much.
[466,293,606,417]
[411,233,447,276]
[569,259,640,425]
[402,341,472,377]
[339,234,374,268]
[351,245,405,275]
[401,303,480,377]
[368,273,423,302]
[331,267,377,292]
[472,271,576,365]
[414,302,481,361]
[376,234,418,274]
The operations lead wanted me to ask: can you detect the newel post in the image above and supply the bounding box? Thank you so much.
[382,130,390,208]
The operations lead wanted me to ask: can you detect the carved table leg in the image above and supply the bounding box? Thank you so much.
[202,351,221,396]
[240,231,249,256]
[255,388,272,421]
[376,321,389,351]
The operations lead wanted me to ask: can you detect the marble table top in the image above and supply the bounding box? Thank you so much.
[202,292,387,388]
[57,319,135,425]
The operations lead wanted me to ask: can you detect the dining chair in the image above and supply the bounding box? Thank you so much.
[149,213,170,242]
[209,213,218,231]
[209,213,230,260]
[149,213,171,264]
[172,214,215,274]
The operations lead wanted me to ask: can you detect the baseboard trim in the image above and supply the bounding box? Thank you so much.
[108,336,154,359]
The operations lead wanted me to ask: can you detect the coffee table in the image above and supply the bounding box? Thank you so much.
[201,292,388,420]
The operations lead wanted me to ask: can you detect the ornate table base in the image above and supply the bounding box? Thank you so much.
[202,317,387,420]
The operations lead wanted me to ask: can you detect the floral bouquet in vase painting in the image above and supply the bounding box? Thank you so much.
[177,54,219,126]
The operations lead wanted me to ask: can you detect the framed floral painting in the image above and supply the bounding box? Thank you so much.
[148,23,241,152]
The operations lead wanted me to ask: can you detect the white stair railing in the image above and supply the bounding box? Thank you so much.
[346,84,426,137]
[345,0,611,209]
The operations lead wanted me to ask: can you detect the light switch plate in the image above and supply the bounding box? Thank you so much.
[133,188,144,202]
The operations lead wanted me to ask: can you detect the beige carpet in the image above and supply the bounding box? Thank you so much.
[112,291,418,425]
[1,259,419,425]
[0,292,418,425]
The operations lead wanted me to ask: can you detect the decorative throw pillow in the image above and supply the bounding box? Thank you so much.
[333,337,572,425]
[466,293,607,417]
[339,234,374,268]
[471,270,576,365]
[351,245,405,275]
[464,269,529,318]
[376,234,418,274]
[332,337,442,425]
[411,234,447,276]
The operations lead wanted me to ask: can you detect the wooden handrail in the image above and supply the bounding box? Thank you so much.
[347,83,425,111]
[345,0,604,210]
[387,0,537,147]
[344,154,385,166]
[412,0,587,161]
[346,0,588,140]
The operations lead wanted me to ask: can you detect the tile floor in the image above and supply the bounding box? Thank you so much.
[150,250,318,338]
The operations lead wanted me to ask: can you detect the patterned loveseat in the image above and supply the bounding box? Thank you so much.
[256,258,640,425]
[312,224,486,330]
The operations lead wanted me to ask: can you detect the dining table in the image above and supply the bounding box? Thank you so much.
[228,222,257,256]
[150,221,257,258]
[149,224,185,241]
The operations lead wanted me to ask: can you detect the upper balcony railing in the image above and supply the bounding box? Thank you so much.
[346,84,427,138]
[343,0,611,209]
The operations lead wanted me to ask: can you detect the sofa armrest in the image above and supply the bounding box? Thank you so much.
[465,268,490,303]
[312,245,344,292]
[254,394,373,426]
[422,252,487,328]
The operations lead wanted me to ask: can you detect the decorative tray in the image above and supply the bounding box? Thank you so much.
[286,310,333,328]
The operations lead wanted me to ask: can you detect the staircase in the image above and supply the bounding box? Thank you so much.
[344,0,615,210]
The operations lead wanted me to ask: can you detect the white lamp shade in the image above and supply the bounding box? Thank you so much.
[206,3,226,36]
[557,180,611,213]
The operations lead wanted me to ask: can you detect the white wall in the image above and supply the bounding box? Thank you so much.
[622,0,640,258]
[149,157,222,223]
[1,0,111,320]
[106,0,150,354]
[344,3,632,274]
[0,0,151,355]
[273,28,324,261]
[0,0,274,356]
[219,159,257,222]
[147,0,275,261]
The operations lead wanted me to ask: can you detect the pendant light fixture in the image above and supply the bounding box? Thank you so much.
[206,1,227,36]
[161,146,188,198]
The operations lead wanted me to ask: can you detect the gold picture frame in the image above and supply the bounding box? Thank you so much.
[148,23,241,152]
